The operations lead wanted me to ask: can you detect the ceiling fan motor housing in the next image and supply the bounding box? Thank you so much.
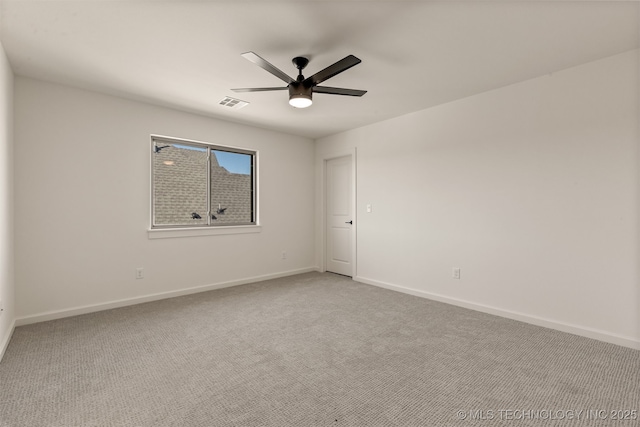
[288,82,313,108]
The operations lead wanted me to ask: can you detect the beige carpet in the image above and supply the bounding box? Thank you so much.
[1,272,638,426]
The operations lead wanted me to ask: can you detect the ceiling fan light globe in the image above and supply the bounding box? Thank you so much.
[289,95,313,108]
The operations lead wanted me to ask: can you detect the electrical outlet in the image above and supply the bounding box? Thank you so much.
[136,268,144,279]
[453,268,461,279]
[281,251,287,260]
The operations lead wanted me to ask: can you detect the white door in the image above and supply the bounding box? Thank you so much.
[326,156,353,276]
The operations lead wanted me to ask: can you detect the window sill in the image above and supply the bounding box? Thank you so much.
[148,225,262,239]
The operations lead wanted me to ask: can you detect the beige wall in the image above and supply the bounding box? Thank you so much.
[317,50,640,348]
[14,77,316,321]
[0,40,15,359]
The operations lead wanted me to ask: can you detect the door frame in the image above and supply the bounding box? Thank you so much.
[319,147,357,277]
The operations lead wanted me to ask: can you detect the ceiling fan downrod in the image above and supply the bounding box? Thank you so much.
[292,56,309,82]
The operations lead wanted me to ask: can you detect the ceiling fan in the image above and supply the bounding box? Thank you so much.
[232,52,367,108]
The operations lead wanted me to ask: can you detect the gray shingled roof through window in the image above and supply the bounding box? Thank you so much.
[153,145,252,226]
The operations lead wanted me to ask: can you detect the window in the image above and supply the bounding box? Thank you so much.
[151,135,257,229]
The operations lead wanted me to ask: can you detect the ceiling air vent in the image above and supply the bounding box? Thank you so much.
[219,96,249,110]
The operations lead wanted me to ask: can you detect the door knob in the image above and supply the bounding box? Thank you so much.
[345,220,353,224]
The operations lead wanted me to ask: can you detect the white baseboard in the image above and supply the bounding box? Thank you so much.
[0,318,16,363]
[354,275,640,351]
[16,267,319,327]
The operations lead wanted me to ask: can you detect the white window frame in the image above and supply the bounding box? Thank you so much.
[148,135,260,239]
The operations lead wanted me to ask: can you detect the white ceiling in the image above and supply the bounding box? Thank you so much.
[1,1,638,139]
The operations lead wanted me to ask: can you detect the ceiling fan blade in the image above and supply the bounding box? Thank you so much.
[241,52,295,85]
[303,55,362,86]
[314,86,367,97]
[231,87,288,93]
